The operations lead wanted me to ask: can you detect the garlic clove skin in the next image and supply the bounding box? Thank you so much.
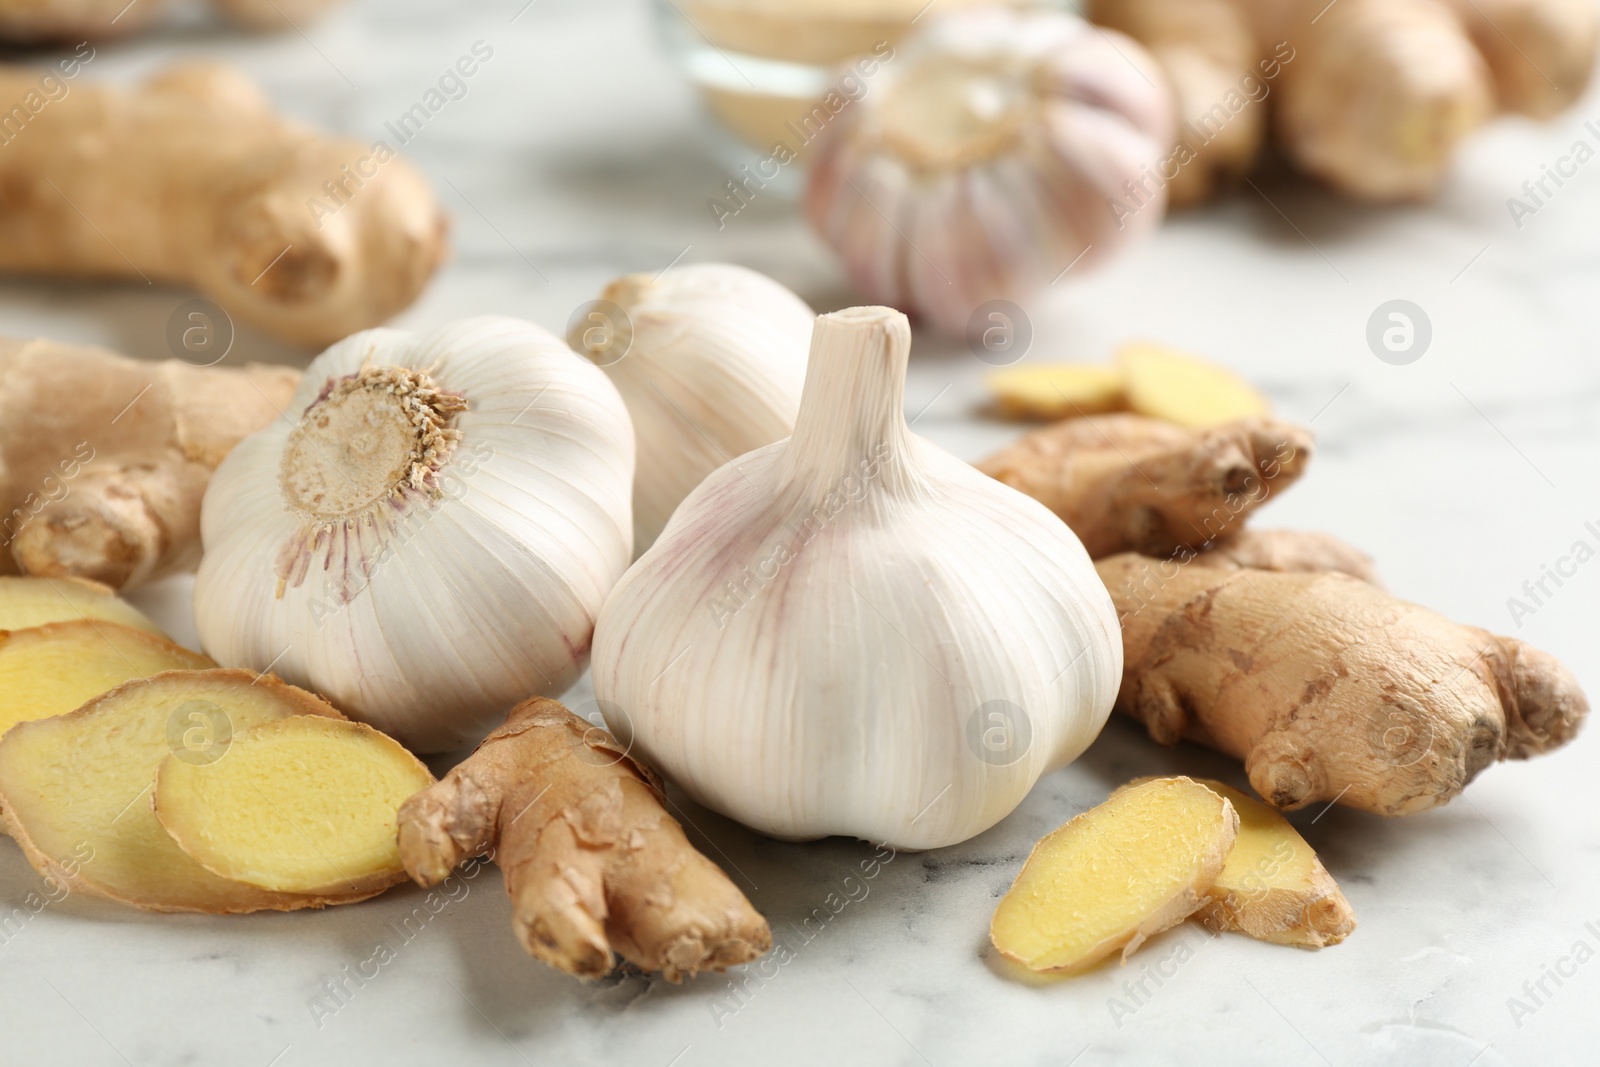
[804,8,1173,336]
[570,263,814,556]
[194,316,634,754]
[592,307,1122,850]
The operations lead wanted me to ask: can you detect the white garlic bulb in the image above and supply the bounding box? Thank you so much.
[804,7,1173,336]
[592,307,1122,849]
[194,317,634,753]
[569,263,814,554]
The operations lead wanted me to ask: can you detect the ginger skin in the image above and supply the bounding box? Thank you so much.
[1191,528,1379,584]
[1097,553,1588,815]
[398,697,772,982]
[0,337,298,589]
[977,414,1311,559]
[1092,0,1598,203]
[0,0,341,40]
[0,62,446,347]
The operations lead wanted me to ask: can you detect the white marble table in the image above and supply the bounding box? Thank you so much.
[3,1,1599,1064]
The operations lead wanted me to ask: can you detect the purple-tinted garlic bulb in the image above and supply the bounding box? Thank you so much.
[805,7,1173,336]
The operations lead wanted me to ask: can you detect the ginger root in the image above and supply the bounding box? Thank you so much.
[0,62,446,347]
[1097,553,1588,815]
[0,337,298,589]
[0,668,385,912]
[977,414,1311,559]
[0,575,163,633]
[1092,0,1599,203]
[991,776,1238,974]
[1115,777,1355,947]
[155,716,433,896]
[1191,528,1379,583]
[398,697,772,981]
[0,0,341,40]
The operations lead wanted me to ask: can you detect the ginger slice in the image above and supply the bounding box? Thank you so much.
[991,776,1238,974]
[0,668,370,913]
[1117,778,1356,947]
[987,364,1127,421]
[0,620,213,742]
[1118,342,1270,428]
[398,696,772,981]
[0,576,162,634]
[155,717,433,896]
[1194,781,1356,947]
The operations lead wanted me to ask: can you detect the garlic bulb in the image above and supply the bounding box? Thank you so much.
[592,306,1122,850]
[194,317,634,753]
[569,263,814,555]
[804,7,1173,337]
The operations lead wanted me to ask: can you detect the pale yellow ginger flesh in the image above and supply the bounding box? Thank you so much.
[0,668,382,913]
[1119,343,1270,428]
[0,576,162,634]
[0,620,212,741]
[985,346,1266,428]
[991,777,1238,974]
[155,717,433,895]
[398,696,772,981]
[1097,554,1589,815]
[1117,777,1355,947]
[978,414,1310,559]
[1196,780,1356,946]
[987,364,1127,421]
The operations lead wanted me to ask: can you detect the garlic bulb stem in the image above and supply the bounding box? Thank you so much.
[779,307,918,499]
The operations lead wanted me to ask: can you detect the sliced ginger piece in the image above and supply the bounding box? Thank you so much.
[1119,342,1270,428]
[0,620,213,742]
[1192,780,1355,947]
[991,776,1238,974]
[1117,778,1356,947]
[156,716,433,896]
[987,364,1126,420]
[0,668,374,913]
[0,576,163,635]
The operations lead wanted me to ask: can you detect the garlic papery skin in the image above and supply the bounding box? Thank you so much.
[591,306,1122,849]
[193,317,634,754]
[569,263,814,555]
[803,7,1173,337]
